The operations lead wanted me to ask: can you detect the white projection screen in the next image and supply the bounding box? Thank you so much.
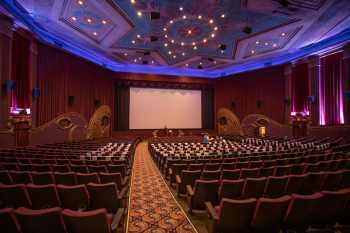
[129,87,202,129]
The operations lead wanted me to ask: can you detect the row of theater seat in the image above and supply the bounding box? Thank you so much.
[204,188,350,233]
[162,152,348,173]
[0,157,128,165]
[0,182,127,213]
[1,206,123,233]
[0,170,129,188]
[183,170,350,206]
[0,163,129,175]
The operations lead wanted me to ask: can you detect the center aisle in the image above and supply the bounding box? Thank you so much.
[127,142,197,233]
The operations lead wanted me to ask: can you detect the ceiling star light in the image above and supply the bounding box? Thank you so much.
[164,34,168,38]
[71,16,77,21]
[132,40,136,44]
[151,60,154,64]
[209,19,214,24]
[251,50,255,54]
[168,51,172,55]
[181,42,185,46]
[78,0,84,5]
[87,18,92,23]
[281,32,286,36]
[102,20,107,24]
[221,14,225,18]
[134,59,137,62]
[124,53,128,56]
[130,0,136,4]
[256,41,260,44]
[188,30,192,34]
[273,43,277,47]
[185,64,189,67]
[137,34,141,38]
[182,52,186,56]
[214,26,218,31]
[137,11,142,17]
[211,33,215,38]
[171,39,175,43]
[173,55,177,59]
[203,38,207,43]
[193,46,198,50]
[183,15,187,19]
[93,32,97,36]
[198,15,202,19]
[192,42,196,46]
[179,6,183,11]
[164,43,168,47]
[170,20,174,24]
[163,28,167,31]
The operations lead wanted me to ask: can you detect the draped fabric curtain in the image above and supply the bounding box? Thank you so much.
[319,52,344,125]
[114,86,130,130]
[201,88,214,129]
[291,63,309,114]
[11,31,31,110]
[36,43,115,126]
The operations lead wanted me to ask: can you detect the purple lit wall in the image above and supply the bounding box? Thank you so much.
[319,52,344,125]
[291,63,309,116]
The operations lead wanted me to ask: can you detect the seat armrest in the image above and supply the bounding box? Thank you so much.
[169,168,173,175]
[186,185,194,196]
[175,175,181,184]
[111,208,124,231]
[118,186,128,199]
[205,202,219,221]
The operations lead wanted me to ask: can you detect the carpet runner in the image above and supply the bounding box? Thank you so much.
[127,142,197,233]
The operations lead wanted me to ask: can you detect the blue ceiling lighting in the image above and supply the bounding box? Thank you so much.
[1,0,350,79]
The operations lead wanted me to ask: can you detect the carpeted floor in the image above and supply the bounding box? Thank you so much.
[127,142,198,233]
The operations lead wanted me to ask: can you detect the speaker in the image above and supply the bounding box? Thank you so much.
[150,36,159,42]
[32,87,40,98]
[94,99,101,108]
[3,80,15,91]
[150,11,160,20]
[307,96,316,103]
[242,26,252,34]
[68,96,75,106]
[257,100,262,108]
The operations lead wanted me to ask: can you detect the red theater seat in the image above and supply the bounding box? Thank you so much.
[26,184,60,209]
[0,208,20,233]
[57,184,89,211]
[0,184,31,208]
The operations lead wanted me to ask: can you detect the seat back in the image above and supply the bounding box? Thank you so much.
[76,173,99,185]
[26,184,60,209]
[192,180,219,210]
[300,172,325,195]
[31,172,55,185]
[322,170,343,191]
[242,177,267,198]
[219,179,244,200]
[15,207,65,233]
[240,168,259,179]
[62,208,111,233]
[57,184,89,211]
[260,167,275,177]
[286,174,307,194]
[9,171,32,184]
[284,193,323,229]
[217,198,257,233]
[252,195,291,233]
[87,183,121,213]
[99,172,123,189]
[54,172,77,185]
[0,170,12,184]
[0,184,31,208]
[178,170,201,195]
[265,176,288,198]
[0,208,20,233]
[201,170,221,180]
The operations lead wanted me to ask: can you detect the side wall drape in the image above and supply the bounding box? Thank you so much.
[114,86,130,130]
[201,88,214,129]
[291,63,309,114]
[36,43,115,126]
[11,31,30,109]
[319,52,344,125]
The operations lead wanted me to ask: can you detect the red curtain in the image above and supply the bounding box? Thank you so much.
[291,63,309,114]
[319,52,344,125]
[36,43,115,126]
[11,31,31,109]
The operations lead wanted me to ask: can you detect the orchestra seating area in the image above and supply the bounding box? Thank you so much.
[0,138,139,233]
[150,136,350,233]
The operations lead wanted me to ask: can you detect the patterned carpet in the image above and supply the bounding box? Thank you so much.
[127,142,197,233]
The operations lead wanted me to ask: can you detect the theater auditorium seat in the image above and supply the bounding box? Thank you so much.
[251,195,291,233]
[218,179,244,200]
[242,177,267,198]
[26,184,60,209]
[265,176,288,198]
[15,207,65,233]
[187,180,219,213]
[206,198,257,233]
[176,170,201,196]
[9,171,32,184]
[0,208,20,233]
[0,184,32,208]
[57,184,89,211]
[54,172,77,186]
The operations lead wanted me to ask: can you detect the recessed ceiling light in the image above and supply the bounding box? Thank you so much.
[214,27,218,31]
[168,51,172,55]
[193,46,197,50]
[124,53,128,56]
[151,60,154,64]
[171,39,175,43]
[78,0,84,5]
[134,59,137,62]
[273,43,277,47]
[211,33,215,38]
[131,0,136,4]
[188,30,192,34]
[185,64,189,67]
[132,40,136,44]
[173,55,177,59]
[138,57,142,60]
[221,14,225,18]
[179,7,183,11]
[181,42,185,46]
[163,28,167,31]
[102,20,107,24]
[137,34,141,38]
[256,41,260,44]
[199,62,203,65]
[87,18,92,23]
[183,15,187,19]
[170,20,174,24]
[198,15,202,19]
[71,16,77,21]
[137,11,142,17]
[203,39,207,43]
[93,32,97,36]
[182,52,186,56]
[164,43,168,47]
[265,42,269,46]
[281,32,286,36]
[214,61,217,64]
[209,19,214,24]
[164,34,168,38]
[251,50,255,54]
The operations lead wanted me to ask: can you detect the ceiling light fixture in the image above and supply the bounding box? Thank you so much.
[102,20,107,24]
[78,0,84,5]
[137,11,142,17]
